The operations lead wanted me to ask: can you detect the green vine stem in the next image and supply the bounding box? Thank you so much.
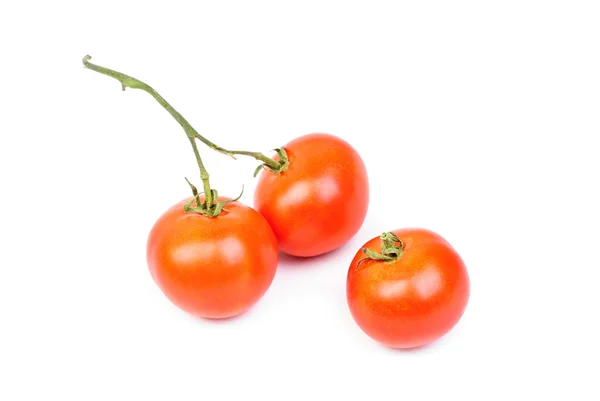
[81,55,289,177]
[83,55,240,217]
[357,232,405,267]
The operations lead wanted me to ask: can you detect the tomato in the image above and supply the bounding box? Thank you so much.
[346,229,470,349]
[253,133,369,257]
[146,196,279,319]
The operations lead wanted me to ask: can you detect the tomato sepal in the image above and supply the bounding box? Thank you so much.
[357,232,404,267]
[253,147,290,177]
[183,177,243,218]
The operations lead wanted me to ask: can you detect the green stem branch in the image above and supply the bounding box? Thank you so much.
[189,138,213,208]
[82,55,214,201]
[83,55,246,217]
[82,55,286,175]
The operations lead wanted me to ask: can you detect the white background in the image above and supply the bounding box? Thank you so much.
[1,1,599,400]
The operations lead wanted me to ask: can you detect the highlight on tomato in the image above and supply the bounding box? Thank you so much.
[147,194,278,318]
[253,133,369,257]
[206,133,369,258]
[346,229,470,349]
[83,55,278,318]
[191,128,369,258]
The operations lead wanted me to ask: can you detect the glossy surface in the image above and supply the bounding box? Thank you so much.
[254,133,369,257]
[347,228,470,349]
[147,197,278,319]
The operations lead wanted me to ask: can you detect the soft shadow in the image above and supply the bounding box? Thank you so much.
[178,304,258,326]
[378,332,455,354]
[277,241,355,270]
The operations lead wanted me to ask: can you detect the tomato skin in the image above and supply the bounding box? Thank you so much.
[254,133,369,257]
[146,197,278,319]
[346,228,470,349]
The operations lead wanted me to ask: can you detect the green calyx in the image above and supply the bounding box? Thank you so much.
[253,147,290,177]
[183,178,244,218]
[358,232,404,267]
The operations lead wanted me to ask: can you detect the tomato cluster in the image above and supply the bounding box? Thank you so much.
[84,56,470,350]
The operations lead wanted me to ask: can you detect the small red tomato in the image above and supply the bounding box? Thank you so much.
[146,197,278,319]
[347,229,470,349]
[254,133,369,257]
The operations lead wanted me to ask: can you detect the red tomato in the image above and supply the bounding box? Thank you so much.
[346,228,470,348]
[254,133,369,257]
[146,196,278,319]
